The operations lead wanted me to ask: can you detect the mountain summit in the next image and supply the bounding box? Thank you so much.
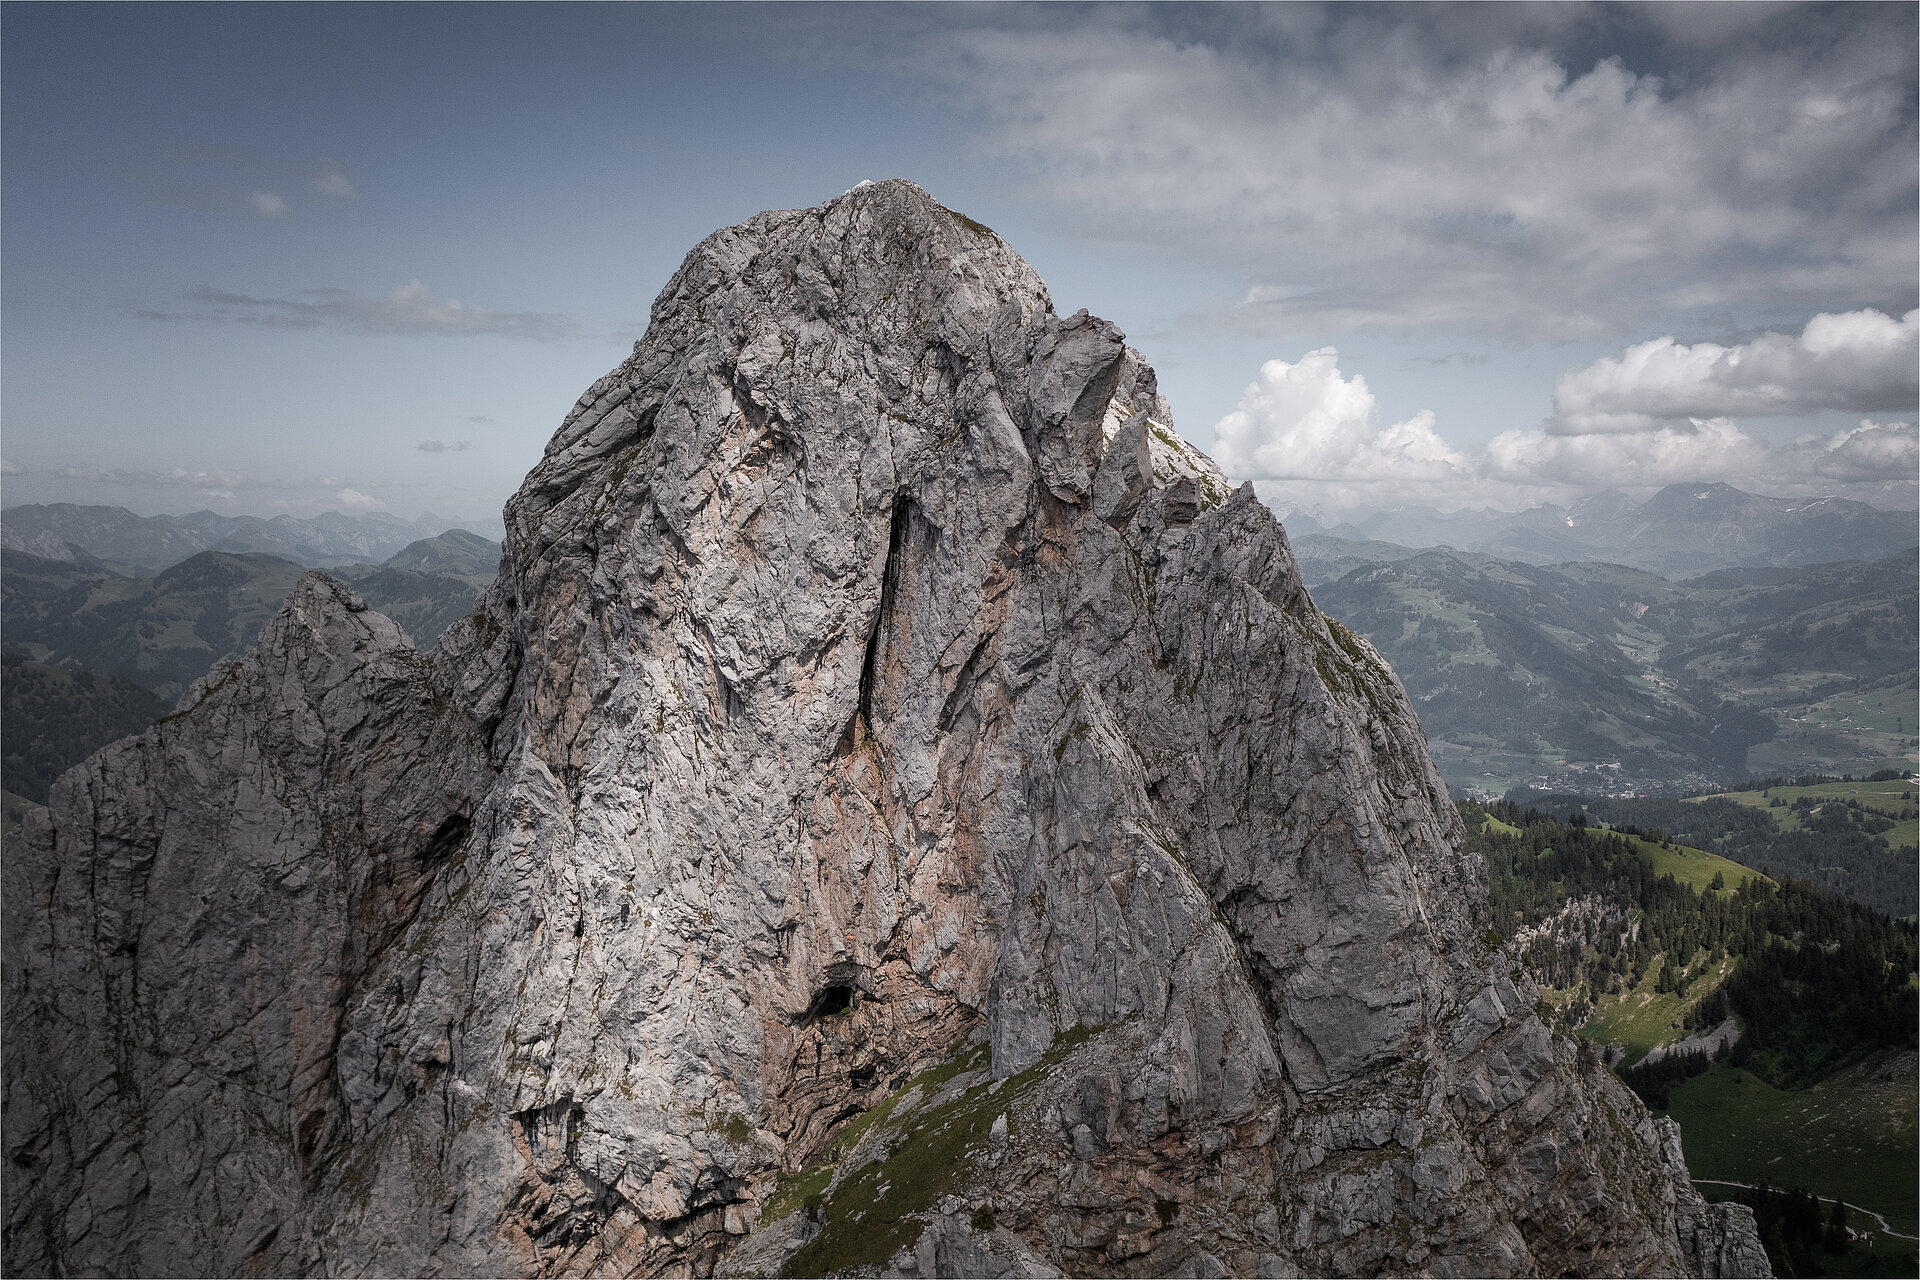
[3,181,1765,1277]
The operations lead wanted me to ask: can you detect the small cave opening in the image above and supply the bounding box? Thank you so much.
[418,813,471,870]
[808,983,857,1019]
[849,1064,878,1090]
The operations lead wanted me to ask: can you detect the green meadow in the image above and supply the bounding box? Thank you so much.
[1664,1050,1920,1237]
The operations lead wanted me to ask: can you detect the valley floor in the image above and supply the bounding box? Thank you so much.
[1668,1050,1919,1238]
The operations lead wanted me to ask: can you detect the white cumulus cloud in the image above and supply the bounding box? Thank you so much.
[1485,417,1772,489]
[1212,348,1472,485]
[0,457,22,475]
[1551,309,1920,433]
[1212,346,1914,511]
[1810,418,1919,482]
[416,439,472,453]
[334,488,381,510]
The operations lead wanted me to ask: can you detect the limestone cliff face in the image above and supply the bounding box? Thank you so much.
[2,181,1765,1278]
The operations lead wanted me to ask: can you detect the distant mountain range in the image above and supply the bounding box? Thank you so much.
[372,526,500,585]
[0,503,505,577]
[2,530,500,702]
[1281,482,1917,579]
[5,486,1913,803]
[1310,544,1917,796]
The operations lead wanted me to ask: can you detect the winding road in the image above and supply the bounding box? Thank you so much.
[1692,1178,1919,1241]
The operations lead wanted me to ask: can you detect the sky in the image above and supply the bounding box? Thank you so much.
[3,1,1916,530]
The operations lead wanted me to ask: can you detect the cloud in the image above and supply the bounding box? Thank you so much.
[54,464,253,498]
[1809,418,1918,481]
[1411,352,1496,367]
[1212,346,1912,510]
[310,163,357,199]
[1212,348,1473,486]
[1,457,23,475]
[844,5,1918,338]
[183,280,578,340]
[469,414,493,424]
[25,457,429,518]
[143,148,357,218]
[143,176,293,220]
[1484,416,1772,488]
[416,439,472,453]
[247,190,292,219]
[1551,309,1920,432]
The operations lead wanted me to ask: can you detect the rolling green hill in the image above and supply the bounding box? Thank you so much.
[3,550,311,700]
[3,544,493,701]
[1667,1051,1919,1237]
[1512,782,1919,918]
[1314,547,1917,796]
[1314,550,1777,794]
[366,528,501,586]
[0,502,486,577]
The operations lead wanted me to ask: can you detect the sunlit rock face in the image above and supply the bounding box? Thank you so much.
[2,180,1765,1278]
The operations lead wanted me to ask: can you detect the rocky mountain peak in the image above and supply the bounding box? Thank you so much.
[4,184,1764,1277]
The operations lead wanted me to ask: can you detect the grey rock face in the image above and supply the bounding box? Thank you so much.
[3,180,1765,1278]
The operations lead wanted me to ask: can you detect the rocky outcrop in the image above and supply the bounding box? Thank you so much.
[3,180,1764,1277]
[1632,1019,1743,1069]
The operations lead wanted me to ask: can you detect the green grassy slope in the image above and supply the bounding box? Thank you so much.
[1518,785,1916,917]
[1623,833,1769,896]
[1578,951,1738,1062]
[1699,779,1919,849]
[2,789,40,837]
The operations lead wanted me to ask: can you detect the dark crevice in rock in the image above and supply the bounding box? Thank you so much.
[938,633,995,734]
[853,493,912,747]
[630,401,660,450]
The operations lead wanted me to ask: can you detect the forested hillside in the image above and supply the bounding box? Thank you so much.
[1512,777,1919,918]
[1,654,171,803]
[1471,801,1917,1088]
[1468,801,1919,1272]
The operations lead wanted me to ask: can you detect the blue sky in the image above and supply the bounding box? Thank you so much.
[4,2,1915,527]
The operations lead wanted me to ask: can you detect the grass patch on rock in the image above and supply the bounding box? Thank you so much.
[777,1023,1115,1277]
